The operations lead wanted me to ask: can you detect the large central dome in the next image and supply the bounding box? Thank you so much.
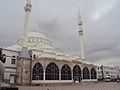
[6,31,67,56]
[17,32,54,50]
[6,32,58,52]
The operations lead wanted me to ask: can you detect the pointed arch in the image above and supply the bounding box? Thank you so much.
[32,62,43,80]
[45,62,59,80]
[61,64,72,80]
[73,65,81,81]
[91,68,97,79]
[83,67,90,79]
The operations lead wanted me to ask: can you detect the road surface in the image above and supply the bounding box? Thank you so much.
[18,82,120,90]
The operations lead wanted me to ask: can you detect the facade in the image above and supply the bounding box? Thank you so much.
[0,62,4,84]
[0,32,97,85]
[15,0,97,85]
[0,49,19,84]
[16,49,97,85]
[97,65,120,81]
[15,32,97,85]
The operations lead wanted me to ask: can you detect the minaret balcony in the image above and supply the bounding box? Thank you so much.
[24,7,31,12]
[26,3,32,8]
[78,30,83,35]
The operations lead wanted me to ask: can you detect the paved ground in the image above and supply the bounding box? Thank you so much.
[18,82,120,90]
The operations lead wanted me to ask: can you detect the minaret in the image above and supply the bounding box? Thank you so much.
[24,0,32,37]
[17,0,32,48]
[78,10,85,60]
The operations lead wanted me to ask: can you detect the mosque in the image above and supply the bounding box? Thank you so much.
[16,32,97,85]
[0,0,97,85]
[16,0,97,85]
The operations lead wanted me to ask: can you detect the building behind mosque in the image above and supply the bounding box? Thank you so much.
[0,62,4,84]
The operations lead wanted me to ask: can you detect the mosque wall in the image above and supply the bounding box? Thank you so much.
[16,56,97,85]
[16,58,31,85]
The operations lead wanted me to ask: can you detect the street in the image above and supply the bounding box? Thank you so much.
[18,82,120,90]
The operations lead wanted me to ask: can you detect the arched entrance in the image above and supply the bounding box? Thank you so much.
[32,63,43,80]
[45,62,59,80]
[61,64,72,80]
[91,68,97,79]
[83,67,90,79]
[73,65,81,81]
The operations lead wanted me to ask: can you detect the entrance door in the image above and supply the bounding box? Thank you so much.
[10,75,15,84]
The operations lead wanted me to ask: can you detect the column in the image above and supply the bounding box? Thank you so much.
[43,69,45,80]
[59,68,61,80]
[71,70,73,81]
[89,69,91,80]
[43,63,46,80]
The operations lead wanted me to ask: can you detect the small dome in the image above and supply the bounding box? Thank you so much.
[5,44,22,51]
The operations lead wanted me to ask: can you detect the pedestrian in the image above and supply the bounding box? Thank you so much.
[79,77,81,83]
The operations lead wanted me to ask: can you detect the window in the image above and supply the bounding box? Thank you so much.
[33,54,36,59]
[61,64,72,80]
[32,63,43,80]
[91,68,97,79]
[98,67,99,70]
[1,54,6,63]
[45,62,59,80]
[106,72,109,74]
[73,65,81,81]
[83,67,90,79]
[11,56,16,64]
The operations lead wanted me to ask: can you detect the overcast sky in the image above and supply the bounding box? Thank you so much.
[0,0,120,65]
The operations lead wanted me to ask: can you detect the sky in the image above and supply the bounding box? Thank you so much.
[0,0,120,65]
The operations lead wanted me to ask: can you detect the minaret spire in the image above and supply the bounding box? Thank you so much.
[78,9,85,60]
[24,0,32,36]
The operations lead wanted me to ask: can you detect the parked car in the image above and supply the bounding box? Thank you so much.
[104,75,111,82]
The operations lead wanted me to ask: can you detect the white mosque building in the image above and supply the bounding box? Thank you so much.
[0,0,97,85]
[16,32,97,85]
[0,31,97,85]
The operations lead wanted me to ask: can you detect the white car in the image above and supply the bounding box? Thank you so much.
[104,75,111,82]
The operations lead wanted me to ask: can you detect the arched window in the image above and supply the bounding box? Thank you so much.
[32,63,43,80]
[45,62,59,80]
[83,67,90,79]
[73,65,81,81]
[61,64,72,80]
[91,68,97,79]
